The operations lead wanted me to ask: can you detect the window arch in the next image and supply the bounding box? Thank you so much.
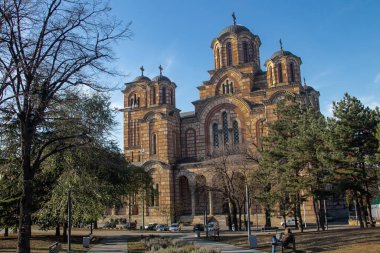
[277,63,283,83]
[152,87,156,104]
[226,42,232,66]
[170,88,174,105]
[215,48,220,69]
[269,66,273,85]
[162,87,166,104]
[221,80,234,94]
[212,123,219,147]
[289,62,295,82]
[222,112,229,144]
[151,133,157,155]
[242,41,248,63]
[233,120,239,144]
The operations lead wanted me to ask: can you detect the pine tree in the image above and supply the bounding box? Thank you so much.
[328,93,379,228]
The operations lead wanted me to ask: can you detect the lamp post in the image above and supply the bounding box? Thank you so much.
[246,184,251,237]
[67,189,72,253]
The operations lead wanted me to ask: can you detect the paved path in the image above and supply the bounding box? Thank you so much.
[182,234,265,253]
[87,233,266,253]
[88,235,129,253]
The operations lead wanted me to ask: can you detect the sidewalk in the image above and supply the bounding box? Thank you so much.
[88,235,129,253]
[182,235,265,253]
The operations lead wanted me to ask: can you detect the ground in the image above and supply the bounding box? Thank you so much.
[1,226,380,252]
[219,227,380,252]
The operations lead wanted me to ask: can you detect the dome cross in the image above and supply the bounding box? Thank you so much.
[159,65,163,76]
[232,12,236,26]
[140,66,144,76]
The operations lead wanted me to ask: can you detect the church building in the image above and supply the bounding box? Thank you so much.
[117,17,343,227]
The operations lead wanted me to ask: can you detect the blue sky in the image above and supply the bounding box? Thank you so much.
[106,0,380,149]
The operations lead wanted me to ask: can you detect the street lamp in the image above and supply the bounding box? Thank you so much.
[67,189,72,253]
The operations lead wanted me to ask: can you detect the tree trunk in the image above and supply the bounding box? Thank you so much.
[359,195,368,228]
[365,193,375,227]
[4,226,9,237]
[265,205,272,227]
[55,224,60,236]
[296,193,304,232]
[63,222,68,242]
[17,120,34,253]
[318,199,326,231]
[94,220,98,229]
[17,177,33,253]
[238,208,242,231]
[312,197,320,231]
[354,193,364,228]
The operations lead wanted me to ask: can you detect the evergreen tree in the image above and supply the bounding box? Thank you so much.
[328,93,379,228]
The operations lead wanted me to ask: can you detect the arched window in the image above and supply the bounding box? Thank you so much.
[278,63,283,83]
[243,41,248,63]
[269,66,273,85]
[233,120,239,144]
[152,87,156,104]
[216,48,220,69]
[226,42,232,66]
[170,88,174,105]
[151,133,157,155]
[155,184,159,206]
[290,62,295,82]
[212,123,219,147]
[222,112,229,144]
[162,87,166,104]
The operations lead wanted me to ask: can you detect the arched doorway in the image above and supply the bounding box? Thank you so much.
[178,176,192,215]
[195,175,208,215]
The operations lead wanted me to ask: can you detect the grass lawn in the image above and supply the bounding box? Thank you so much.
[126,237,145,253]
[218,227,380,252]
[0,232,97,252]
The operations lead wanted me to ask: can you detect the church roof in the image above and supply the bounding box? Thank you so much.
[133,75,151,82]
[219,24,251,37]
[152,75,171,83]
[270,50,300,60]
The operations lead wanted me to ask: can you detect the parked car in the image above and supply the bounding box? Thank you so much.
[280,218,296,227]
[193,224,205,232]
[103,221,116,228]
[206,222,218,231]
[169,223,181,232]
[144,223,158,230]
[155,224,168,231]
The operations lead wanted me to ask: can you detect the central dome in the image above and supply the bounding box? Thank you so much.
[219,24,250,37]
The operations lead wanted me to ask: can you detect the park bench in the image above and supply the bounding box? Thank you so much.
[271,232,296,253]
[48,242,61,253]
[261,226,279,232]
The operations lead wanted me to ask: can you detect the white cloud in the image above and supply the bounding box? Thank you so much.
[359,96,380,109]
[374,73,380,84]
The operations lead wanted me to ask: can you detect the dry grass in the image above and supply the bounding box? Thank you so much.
[127,237,146,253]
[0,232,95,252]
[219,227,380,252]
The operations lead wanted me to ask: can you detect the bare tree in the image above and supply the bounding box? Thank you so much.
[0,0,130,251]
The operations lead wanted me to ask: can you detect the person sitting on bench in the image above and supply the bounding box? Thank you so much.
[271,228,295,252]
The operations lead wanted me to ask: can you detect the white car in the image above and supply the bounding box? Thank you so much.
[169,223,181,232]
[207,222,218,231]
[280,218,296,227]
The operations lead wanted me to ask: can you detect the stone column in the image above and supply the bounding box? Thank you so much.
[209,191,213,216]
[191,189,196,216]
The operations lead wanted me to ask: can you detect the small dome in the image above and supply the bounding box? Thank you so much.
[152,75,171,83]
[133,75,151,82]
[270,50,298,60]
[219,24,250,37]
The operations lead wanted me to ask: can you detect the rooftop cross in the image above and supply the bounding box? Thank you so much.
[232,12,236,25]
[280,39,283,51]
[159,65,163,76]
[140,66,144,76]
[304,77,306,85]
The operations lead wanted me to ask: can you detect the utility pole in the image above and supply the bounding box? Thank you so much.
[246,184,251,237]
[67,190,72,253]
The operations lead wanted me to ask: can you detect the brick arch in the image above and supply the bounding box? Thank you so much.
[200,98,250,155]
[209,67,243,88]
[141,111,165,122]
[266,90,296,104]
